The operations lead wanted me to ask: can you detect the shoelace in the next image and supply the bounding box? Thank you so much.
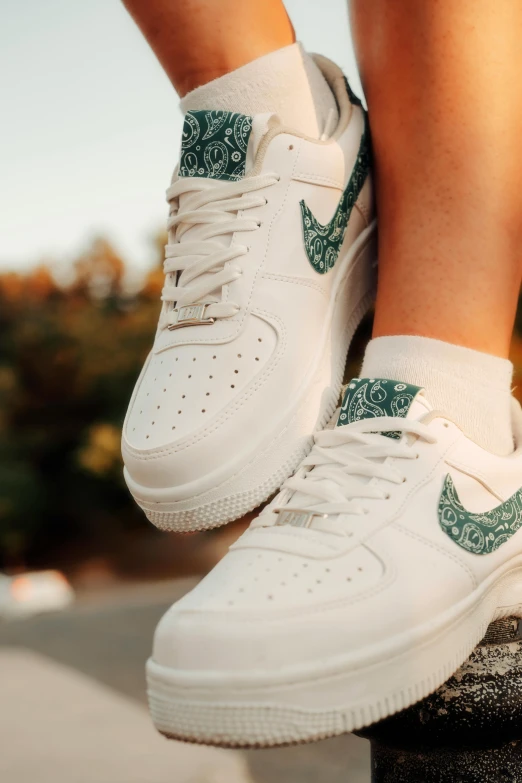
[273,417,438,520]
[159,172,279,330]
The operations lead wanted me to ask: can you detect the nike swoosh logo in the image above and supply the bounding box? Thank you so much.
[300,112,371,274]
[438,474,522,555]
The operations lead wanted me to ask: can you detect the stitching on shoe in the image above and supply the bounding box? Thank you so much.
[392,523,478,589]
[262,272,328,296]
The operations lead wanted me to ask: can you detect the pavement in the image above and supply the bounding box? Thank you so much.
[0,578,370,783]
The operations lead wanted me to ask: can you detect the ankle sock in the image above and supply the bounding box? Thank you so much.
[360,335,514,455]
[180,42,338,139]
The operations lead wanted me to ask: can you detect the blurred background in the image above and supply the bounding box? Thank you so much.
[2,2,522,782]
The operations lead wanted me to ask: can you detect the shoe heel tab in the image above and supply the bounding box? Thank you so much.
[311,54,365,140]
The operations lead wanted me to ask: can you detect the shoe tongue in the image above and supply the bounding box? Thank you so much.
[179,109,277,182]
[337,377,429,435]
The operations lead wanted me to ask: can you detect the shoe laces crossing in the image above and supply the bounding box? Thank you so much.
[159,172,279,329]
[273,417,437,522]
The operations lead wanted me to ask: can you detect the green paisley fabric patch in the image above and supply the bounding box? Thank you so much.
[179,110,253,182]
[299,110,371,274]
[439,475,522,555]
[337,378,422,439]
[299,78,368,275]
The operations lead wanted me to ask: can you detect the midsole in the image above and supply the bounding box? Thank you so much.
[147,557,522,700]
[127,222,377,507]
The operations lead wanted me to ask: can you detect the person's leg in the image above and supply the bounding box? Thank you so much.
[122,0,295,96]
[122,0,337,137]
[350,0,522,453]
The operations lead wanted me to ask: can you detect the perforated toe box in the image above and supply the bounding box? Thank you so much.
[122,317,277,490]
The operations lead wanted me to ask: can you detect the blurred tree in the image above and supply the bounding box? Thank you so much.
[0,237,161,569]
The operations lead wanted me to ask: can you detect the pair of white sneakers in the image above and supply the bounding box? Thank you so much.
[122,57,522,747]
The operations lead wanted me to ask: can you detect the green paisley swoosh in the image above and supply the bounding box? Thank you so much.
[438,474,522,555]
[300,111,371,274]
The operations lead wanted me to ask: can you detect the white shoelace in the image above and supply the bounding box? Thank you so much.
[159,172,279,330]
[274,417,437,520]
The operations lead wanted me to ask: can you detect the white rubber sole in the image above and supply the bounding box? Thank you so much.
[146,559,522,748]
[129,222,377,533]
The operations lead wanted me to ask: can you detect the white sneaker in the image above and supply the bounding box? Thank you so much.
[147,377,522,747]
[122,57,376,532]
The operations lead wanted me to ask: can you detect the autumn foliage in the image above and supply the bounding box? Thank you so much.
[0,237,164,568]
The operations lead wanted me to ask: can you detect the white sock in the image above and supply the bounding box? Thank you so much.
[360,335,514,455]
[180,42,338,139]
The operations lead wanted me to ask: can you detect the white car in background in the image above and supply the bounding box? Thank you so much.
[0,570,74,619]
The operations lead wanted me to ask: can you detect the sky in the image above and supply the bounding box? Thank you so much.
[2,0,361,272]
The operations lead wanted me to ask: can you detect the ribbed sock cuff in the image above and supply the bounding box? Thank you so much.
[360,335,514,455]
[180,42,338,139]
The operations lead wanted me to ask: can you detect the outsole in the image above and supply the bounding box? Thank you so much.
[133,225,377,533]
[148,642,479,749]
[147,567,522,748]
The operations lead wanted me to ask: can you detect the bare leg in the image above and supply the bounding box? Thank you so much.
[350,0,522,358]
[122,0,295,96]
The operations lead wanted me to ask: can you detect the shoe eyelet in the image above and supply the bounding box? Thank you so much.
[443,422,449,429]
[402,477,407,484]
[385,493,391,500]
